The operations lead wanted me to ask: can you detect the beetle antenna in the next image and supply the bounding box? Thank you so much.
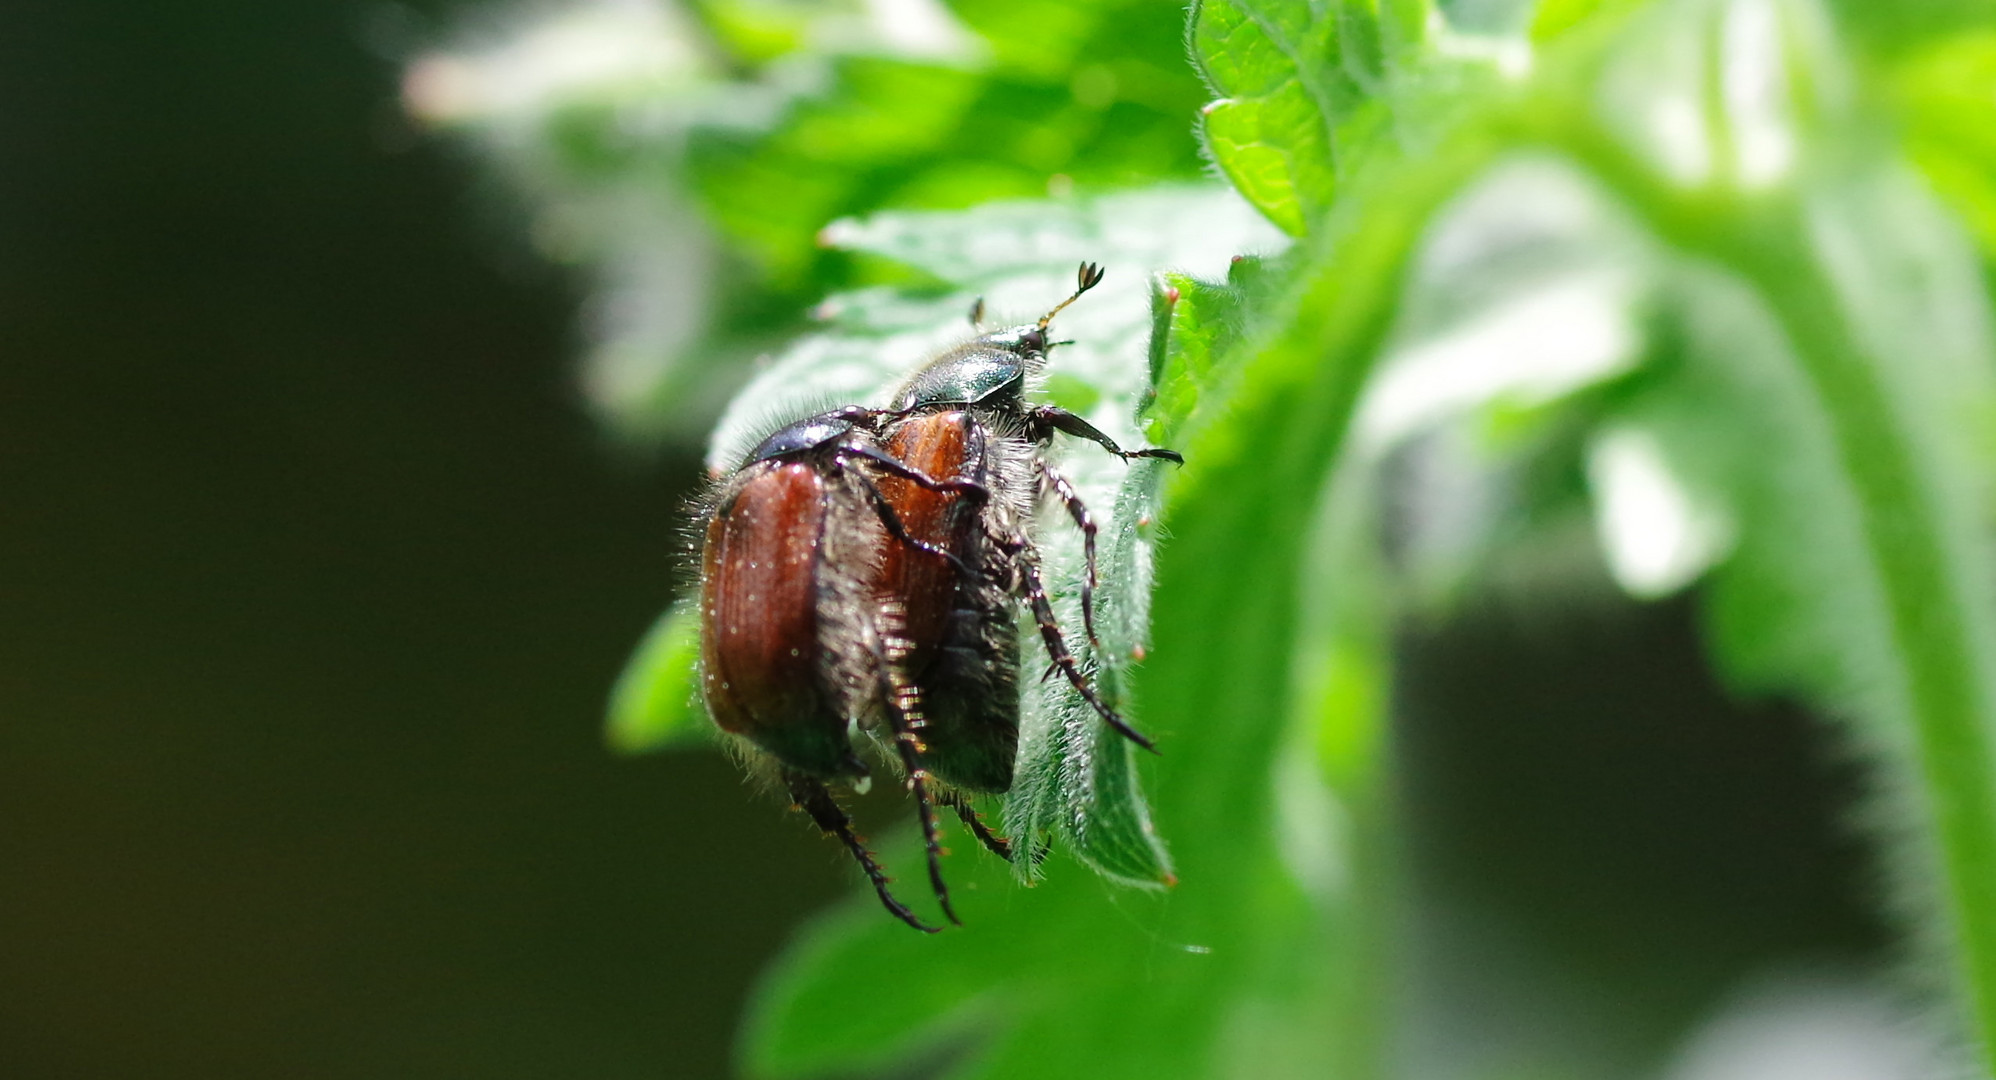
[1036,261,1105,331]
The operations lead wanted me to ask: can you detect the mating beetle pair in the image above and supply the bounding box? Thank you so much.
[697,263,1181,931]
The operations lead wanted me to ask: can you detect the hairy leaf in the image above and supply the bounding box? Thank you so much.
[1190,0,1363,233]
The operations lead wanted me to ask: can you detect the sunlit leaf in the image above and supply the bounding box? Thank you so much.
[1898,31,1996,259]
[1190,0,1362,233]
[605,603,709,754]
[415,0,1209,436]
[1530,0,1650,40]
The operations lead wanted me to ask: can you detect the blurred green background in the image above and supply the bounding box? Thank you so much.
[0,0,1949,1077]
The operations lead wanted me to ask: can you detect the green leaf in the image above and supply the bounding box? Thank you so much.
[744,184,1415,1078]
[1091,132,1476,1080]
[438,0,1996,1074]
[1190,0,1368,234]
[1826,0,1996,58]
[709,184,1285,467]
[1898,31,1996,259]
[1688,178,1996,1059]
[414,0,1212,436]
[1146,257,1274,447]
[1004,449,1176,886]
[605,603,709,754]
[1530,0,1650,41]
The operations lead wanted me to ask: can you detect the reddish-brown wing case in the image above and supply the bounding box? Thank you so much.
[699,461,870,782]
[873,411,1019,794]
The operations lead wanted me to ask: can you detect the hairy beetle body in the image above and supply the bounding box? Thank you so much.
[696,409,1011,931]
[692,264,1181,931]
[872,409,1028,795]
[699,457,880,783]
[882,262,1181,756]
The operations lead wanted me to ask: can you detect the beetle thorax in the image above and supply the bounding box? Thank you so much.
[891,333,1043,411]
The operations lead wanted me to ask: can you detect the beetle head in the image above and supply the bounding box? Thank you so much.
[889,262,1105,412]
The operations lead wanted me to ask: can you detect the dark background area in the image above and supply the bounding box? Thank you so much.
[0,1,1892,1077]
[0,2,843,1076]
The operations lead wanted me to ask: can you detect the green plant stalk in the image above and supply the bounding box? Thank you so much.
[1210,80,1996,1064]
[1144,131,1505,1076]
[1550,116,1996,1059]
[1725,221,1996,1053]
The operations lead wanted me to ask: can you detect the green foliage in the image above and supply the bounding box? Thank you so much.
[1899,30,1996,257]
[707,187,1286,893]
[424,0,1996,1075]
[410,0,1206,436]
[743,193,1386,1077]
[606,603,706,753]
[1189,0,1429,234]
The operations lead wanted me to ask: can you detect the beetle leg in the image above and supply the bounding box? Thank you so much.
[939,792,1013,861]
[850,472,980,579]
[878,632,960,926]
[1038,462,1103,654]
[786,773,938,933]
[1028,405,1184,465]
[997,533,1158,753]
[836,446,992,502]
[825,403,892,427]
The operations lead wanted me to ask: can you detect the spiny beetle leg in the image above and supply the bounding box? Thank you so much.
[1039,462,1102,653]
[878,639,959,926]
[1029,405,1184,465]
[1029,399,1181,459]
[787,774,938,933]
[837,446,992,504]
[853,472,980,578]
[946,797,1014,862]
[1000,533,1157,754]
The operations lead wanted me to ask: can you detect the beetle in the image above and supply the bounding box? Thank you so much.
[878,261,1182,755]
[697,407,994,931]
[696,263,1179,931]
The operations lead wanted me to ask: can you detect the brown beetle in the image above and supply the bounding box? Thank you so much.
[697,264,1179,930]
[698,407,1004,930]
[869,409,1022,823]
[879,263,1182,756]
